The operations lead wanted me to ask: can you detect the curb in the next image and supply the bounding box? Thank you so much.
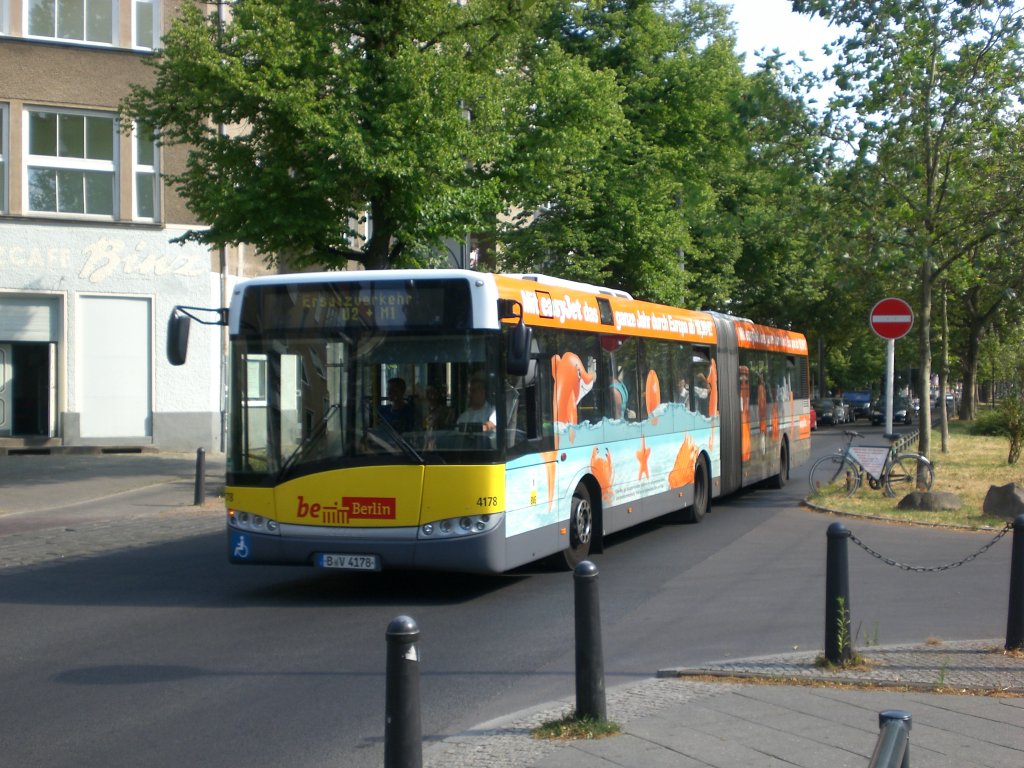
[799,497,1011,533]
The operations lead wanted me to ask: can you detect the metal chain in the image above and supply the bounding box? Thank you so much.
[848,522,1013,572]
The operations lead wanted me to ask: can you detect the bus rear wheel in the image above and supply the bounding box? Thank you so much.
[679,458,709,524]
[562,483,593,569]
[770,441,789,489]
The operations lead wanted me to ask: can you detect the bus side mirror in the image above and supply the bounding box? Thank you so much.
[507,320,532,378]
[167,309,191,366]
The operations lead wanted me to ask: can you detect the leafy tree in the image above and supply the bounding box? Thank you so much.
[122,0,624,270]
[498,0,748,306]
[795,0,1024,457]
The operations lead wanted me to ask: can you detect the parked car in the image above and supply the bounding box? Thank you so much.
[813,398,839,425]
[870,397,914,426]
[844,391,873,421]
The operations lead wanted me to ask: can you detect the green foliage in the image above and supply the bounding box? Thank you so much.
[120,0,842,334]
[121,0,624,270]
[498,0,750,306]
[791,0,1024,439]
[968,408,1008,437]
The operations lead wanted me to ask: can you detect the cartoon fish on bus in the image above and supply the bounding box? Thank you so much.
[668,436,699,489]
[591,447,614,502]
[740,366,751,462]
[708,359,719,450]
[551,352,596,446]
[645,370,661,425]
[758,376,768,436]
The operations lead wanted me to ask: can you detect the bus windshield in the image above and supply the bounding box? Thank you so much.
[228,329,505,482]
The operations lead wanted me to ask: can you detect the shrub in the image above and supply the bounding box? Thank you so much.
[969,408,1008,437]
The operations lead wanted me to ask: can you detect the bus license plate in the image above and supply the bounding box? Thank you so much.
[317,553,380,571]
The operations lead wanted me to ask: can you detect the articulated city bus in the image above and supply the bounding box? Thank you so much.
[168,269,811,573]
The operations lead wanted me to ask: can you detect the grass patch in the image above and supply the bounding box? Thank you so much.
[808,423,1022,528]
[531,713,621,741]
[814,652,868,670]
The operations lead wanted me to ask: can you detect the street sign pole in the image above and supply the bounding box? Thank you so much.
[870,297,914,437]
[885,338,895,436]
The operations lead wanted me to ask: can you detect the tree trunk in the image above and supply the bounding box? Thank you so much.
[364,200,395,270]
[917,255,933,460]
[960,328,982,421]
[938,285,949,452]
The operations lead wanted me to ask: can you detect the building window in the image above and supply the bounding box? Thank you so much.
[133,0,158,50]
[26,109,117,217]
[245,355,268,406]
[134,122,159,220]
[27,0,115,45]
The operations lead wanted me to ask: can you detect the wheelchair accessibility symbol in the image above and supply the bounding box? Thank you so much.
[231,532,251,560]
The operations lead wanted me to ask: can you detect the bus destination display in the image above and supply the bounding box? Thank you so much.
[240,280,470,334]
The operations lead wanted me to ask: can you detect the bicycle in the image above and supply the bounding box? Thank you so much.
[808,430,934,499]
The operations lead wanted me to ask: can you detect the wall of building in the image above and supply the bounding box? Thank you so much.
[0,220,225,451]
[0,1,286,453]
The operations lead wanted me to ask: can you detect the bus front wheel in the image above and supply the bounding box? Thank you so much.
[562,483,593,569]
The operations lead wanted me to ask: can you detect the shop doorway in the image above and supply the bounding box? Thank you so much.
[0,342,55,437]
[0,344,9,435]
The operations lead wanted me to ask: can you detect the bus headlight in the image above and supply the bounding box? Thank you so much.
[419,513,501,539]
[228,509,281,536]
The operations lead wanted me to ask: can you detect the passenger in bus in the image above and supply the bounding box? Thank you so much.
[457,374,497,432]
[677,378,690,406]
[610,367,632,420]
[379,377,416,433]
[694,373,710,416]
[423,383,453,430]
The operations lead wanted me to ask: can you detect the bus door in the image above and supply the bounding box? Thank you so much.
[712,316,741,496]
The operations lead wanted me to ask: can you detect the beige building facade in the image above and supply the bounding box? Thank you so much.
[0,0,269,453]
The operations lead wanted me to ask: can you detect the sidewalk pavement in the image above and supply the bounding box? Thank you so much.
[426,641,1024,767]
[1,452,1022,767]
[0,450,226,566]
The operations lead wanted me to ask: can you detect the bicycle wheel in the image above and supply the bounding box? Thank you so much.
[884,453,935,496]
[808,454,862,498]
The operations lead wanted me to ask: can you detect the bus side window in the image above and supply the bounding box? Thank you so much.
[673,343,691,408]
[692,347,712,417]
[602,336,638,420]
[548,330,600,430]
[640,339,675,420]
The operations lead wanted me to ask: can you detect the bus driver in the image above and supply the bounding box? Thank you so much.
[457,373,497,432]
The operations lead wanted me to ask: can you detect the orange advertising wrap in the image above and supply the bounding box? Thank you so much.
[493,275,718,346]
[734,321,808,354]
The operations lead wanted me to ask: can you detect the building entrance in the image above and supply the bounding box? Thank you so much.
[0,342,55,437]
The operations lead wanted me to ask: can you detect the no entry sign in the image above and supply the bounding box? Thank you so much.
[870,297,914,340]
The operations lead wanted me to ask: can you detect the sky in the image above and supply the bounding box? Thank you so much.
[724,0,841,74]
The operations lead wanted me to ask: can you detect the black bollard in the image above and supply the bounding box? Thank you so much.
[574,560,607,721]
[869,710,912,768]
[193,447,206,506]
[1006,515,1024,651]
[384,615,422,768]
[825,522,853,665]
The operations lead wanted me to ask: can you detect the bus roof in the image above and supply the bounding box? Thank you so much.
[227,270,805,353]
